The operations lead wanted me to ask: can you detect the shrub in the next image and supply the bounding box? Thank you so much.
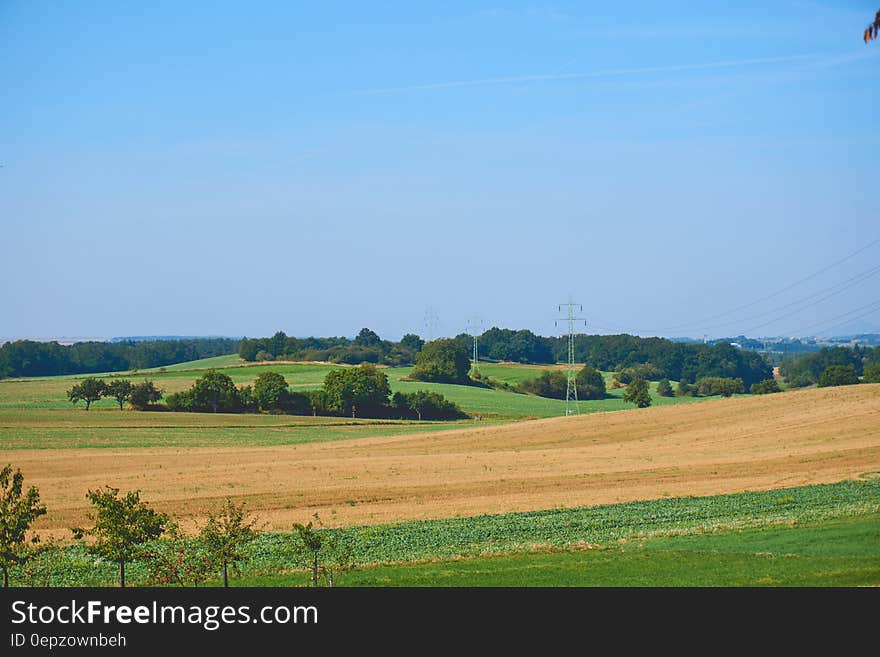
[392,390,466,420]
[864,363,880,383]
[818,365,859,388]
[622,378,652,408]
[575,365,606,400]
[656,378,673,397]
[614,363,664,386]
[750,379,781,394]
[129,380,163,409]
[695,377,744,398]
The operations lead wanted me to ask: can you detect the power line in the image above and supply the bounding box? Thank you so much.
[739,264,880,335]
[782,298,880,337]
[594,236,880,334]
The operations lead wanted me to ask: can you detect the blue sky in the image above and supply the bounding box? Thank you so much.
[1,1,878,341]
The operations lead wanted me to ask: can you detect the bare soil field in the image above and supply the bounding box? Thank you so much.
[7,384,879,538]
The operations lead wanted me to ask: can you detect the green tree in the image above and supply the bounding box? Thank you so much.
[129,380,163,409]
[818,365,860,387]
[199,499,258,588]
[322,364,391,416]
[253,371,290,412]
[410,339,472,384]
[67,377,106,410]
[864,363,880,383]
[696,377,745,397]
[191,370,240,412]
[292,514,353,587]
[676,380,693,397]
[400,333,425,352]
[353,328,382,348]
[518,370,568,399]
[656,378,673,397]
[622,378,652,408]
[576,365,606,400]
[0,465,47,587]
[72,487,167,587]
[750,379,781,394]
[105,379,134,410]
[270,331,288,358]
[392,390,465,420]
[142,522,214,587]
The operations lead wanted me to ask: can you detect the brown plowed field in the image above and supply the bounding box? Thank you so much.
[8,384,880,537]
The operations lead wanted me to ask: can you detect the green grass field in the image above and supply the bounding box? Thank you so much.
[11,480,878,587]
[0,356,707,450]
[0,356,703,419]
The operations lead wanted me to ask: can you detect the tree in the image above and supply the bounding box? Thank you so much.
[623,378,652,408]
[676,380,694,397]
[864,363,880,383]
[818,365,860,388]
[105,379,134,410]
[142,522,214,587]
[191,370,240,412]
[199,499,258,588]
[353,328,382,348]
[656,378,673,397]
[410,339,472,384]
[67,377,106,410]
[292,514,353,587]
[0,465,47,587]
[518,370,568,399]
[253,371,290,412]
[129,380,163,409]
[392,390,465,420]
[576,365,606,400]
[270,331,288,358]
[400,333,425,352]
[750,379,781,394]
[72,487,167,587]
[322,364,391,416]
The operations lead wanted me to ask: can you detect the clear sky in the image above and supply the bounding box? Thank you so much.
[2,1,878,342]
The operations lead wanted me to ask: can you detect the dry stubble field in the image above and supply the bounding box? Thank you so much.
[5,383,878,539]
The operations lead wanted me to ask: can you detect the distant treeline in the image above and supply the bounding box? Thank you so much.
[240,328,773,390]
[779,346,880,387]
[0,338,239,378]
[238,328,424,366]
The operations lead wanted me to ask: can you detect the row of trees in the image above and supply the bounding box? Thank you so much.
[0,465,344,588]
[67,378,162,410]
[517,366,607,400]
[238,329,424,367]
[237,330,774,390]
[69,366,466,421]
[0,338,238,379]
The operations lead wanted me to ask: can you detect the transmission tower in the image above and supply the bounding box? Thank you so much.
[465,318,484,375]
[424,307,440,341]
[555,299,587,416]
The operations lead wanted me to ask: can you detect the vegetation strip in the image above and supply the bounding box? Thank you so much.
[12,478,878,586]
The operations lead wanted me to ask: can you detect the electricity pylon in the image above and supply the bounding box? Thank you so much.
[556,299,586,416]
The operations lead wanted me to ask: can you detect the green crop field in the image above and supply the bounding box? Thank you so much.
[9,480,878,587]
[246,514,880,587]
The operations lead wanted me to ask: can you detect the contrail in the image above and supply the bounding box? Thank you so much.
[356,51,862,95]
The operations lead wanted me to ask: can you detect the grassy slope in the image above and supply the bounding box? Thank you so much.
[0,358,708,450]
[0,359,702,418]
